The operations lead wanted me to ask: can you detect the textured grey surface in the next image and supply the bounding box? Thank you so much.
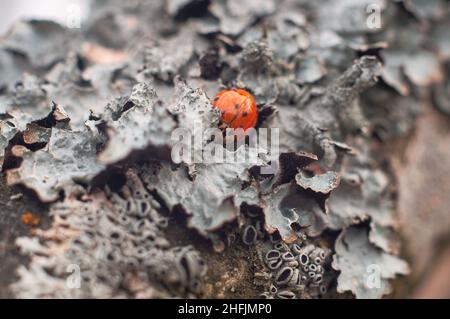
[0,0,449,299]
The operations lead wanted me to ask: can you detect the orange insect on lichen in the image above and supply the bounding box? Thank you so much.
[21,212,40,226]
[212,89,258,131]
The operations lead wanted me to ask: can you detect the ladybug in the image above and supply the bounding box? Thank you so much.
[212,89,258,131]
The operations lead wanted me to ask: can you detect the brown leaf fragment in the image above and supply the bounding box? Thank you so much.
[22,124,51,146]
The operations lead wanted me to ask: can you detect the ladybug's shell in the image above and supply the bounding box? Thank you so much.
[212,89,258,130]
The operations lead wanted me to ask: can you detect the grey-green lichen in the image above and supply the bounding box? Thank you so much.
[1,0,447,299]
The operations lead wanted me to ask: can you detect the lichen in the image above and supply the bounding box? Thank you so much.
[12,169,206,298]
[2,0,446,299]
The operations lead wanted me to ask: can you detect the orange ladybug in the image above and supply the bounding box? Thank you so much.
[212,89,258,130]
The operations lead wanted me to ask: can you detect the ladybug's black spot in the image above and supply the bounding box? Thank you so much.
[214,97,219,102]
[242,112,248,117]
[229,113,239,125]
[234,104,240,109]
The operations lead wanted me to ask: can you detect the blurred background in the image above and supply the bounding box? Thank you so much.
[0,0,90,35]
